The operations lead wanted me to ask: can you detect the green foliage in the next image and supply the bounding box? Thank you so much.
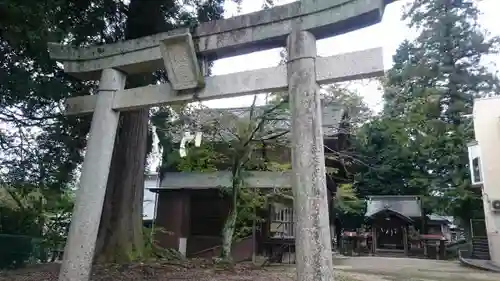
[1,0,264,266]
[0,188,43,268]
[0,187,74,268]
[0,213,41,269]
[233,187,267,240]
[151,107,180,174]
[264,161,292,172]
[334,184,364,215]
[1,2,125,266]
[176,144,229,172]
[354,117,426,197]
[126,226,183,262]
[170,140,272,241]
[323,84,374,128]
[0,0,128,192]
[159,97,292,260]
[40,191,74,261]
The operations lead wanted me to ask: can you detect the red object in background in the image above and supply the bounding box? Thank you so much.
[343,231,357,237]
[420,234,446,241]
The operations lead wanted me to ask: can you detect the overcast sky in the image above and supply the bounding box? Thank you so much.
[203,0,500,112]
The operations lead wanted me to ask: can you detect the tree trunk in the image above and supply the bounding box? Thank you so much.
[94,108,149,262]
[94,0,168,263]
[220,170,241,262]
[220,208,238,261]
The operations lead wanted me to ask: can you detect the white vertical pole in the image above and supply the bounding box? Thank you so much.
[59,68,126,281]
[287,30,335,281]
[252,187,257,264]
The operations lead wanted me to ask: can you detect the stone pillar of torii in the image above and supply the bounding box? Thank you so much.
[47,0,394,280]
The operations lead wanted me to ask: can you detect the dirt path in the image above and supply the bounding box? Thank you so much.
[332,256,500,281]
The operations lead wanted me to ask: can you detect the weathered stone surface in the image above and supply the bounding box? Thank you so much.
[47,0,387,79]
[316,47,383,84]
[58,69,126,281]
[63,48,383,115]
[287,31,334,281]
[159,33,203,90]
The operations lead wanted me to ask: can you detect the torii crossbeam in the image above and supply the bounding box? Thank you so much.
[47,0,394,280]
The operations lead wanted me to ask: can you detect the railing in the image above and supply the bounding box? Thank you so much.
[189,235,253,262]
[469,219,490,260]
[270,222,295,239]
[270,205,295,239]
[470,219,487,238]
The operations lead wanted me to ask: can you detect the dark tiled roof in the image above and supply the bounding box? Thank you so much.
[427,214,453,224]
[165,102,346,143]
[156,171,291,190]
[365,195,422,218]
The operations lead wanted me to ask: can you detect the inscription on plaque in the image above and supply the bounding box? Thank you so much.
[160,33,202,91]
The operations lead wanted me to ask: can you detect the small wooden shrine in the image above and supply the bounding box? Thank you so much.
[364,195,423,256]
[338,196,450,259]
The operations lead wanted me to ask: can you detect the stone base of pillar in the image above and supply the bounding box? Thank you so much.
[179,237,187,257]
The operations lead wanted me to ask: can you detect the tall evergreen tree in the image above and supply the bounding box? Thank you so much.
[95,0,227,263]
[355,0,499,228]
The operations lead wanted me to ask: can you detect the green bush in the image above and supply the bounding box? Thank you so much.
[0,206,43,269]
[0,234,36,269]
[0,188,74,268]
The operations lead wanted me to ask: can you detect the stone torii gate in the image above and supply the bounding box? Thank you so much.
[48,0,393,280]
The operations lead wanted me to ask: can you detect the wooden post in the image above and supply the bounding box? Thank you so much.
[252,187,257,264]
[424,239,428,258]
[287,30,334,280]
[439,239,445,260]
[403,227,408,256]
[59,69,126,281]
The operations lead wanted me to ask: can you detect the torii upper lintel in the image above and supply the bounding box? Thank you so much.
[47,0,390,80]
